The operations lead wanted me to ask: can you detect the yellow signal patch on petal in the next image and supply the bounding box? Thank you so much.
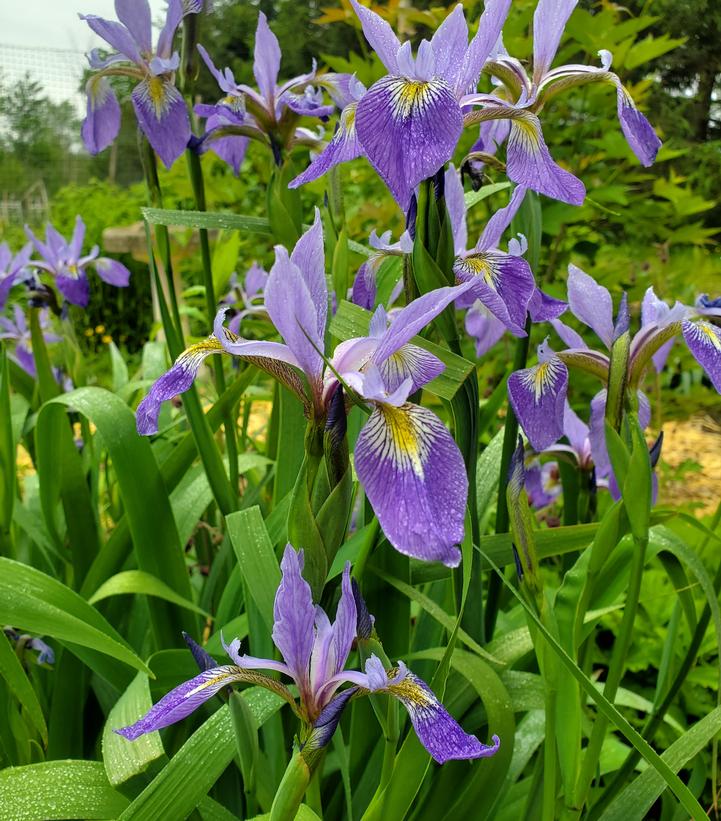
[389,79,441,121]
[455,253,499,287]
[697,321,721,351]
[521,359,561,403]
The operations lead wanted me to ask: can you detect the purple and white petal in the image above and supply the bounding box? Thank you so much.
[506,113,585,205]
[253,12,281,105]
[454,251,534,334]
[457,0,513,96]
[379,342,445,393]
[131,78,191,169]
[331,563,357,675]
[289,209,327,340]
[272,546,316,690]
[93,257,131,287]
[566,263,614,349]
[384,670,501,763]
[355,76,463,210]
[349,0,401,74]
[136,337,225,435]
[683,320,721,392]
[525,460,562,508]
[79,14,143,63]
[82,76,121,155]
[290,103,364,188]
[221,636,290,676]
[532,0,578,81]
[508,341,568,451]
[355,402,467,566]
[116,666,257,740]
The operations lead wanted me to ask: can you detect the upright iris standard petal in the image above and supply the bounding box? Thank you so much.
[273,547,317,691]
[457,0,513,95]
[136,337,225,434]
[354,402,467,566]
[289,209,327,340]
[253,12,282,103]
[116,666,260,740]
[508,341,568,450]
[429,5,468,91]
[290,104,363,188]
[355,76,463,209]
[532,0,578,80]
[79,14,143,63]
[381,671,501,764]
[349,0,401,74]
[82,76,121,154]
[506,113,585,205]
[444,164,467,254]
[131,77,191,168]
[682,320,721,392]
[115,0,153,55]
[566,264,614,349]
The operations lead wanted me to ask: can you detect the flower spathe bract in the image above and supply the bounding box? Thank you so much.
[80,0,201,167]
[116,545,500,765]
[24,216,130,308]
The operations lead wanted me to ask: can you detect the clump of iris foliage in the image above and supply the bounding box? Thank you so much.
[0,1,720,820]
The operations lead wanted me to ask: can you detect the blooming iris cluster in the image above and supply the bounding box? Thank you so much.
[0,242,32,311]
[80,0,204,167]
[136,212,473,566]
[0,306,59,378]
[24,217,130,308]
[117,545,499,764]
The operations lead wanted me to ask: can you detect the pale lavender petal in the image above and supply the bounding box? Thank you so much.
[115,0,152,54]
[379,343,445,392]
[67,217,85,261]
[272,546,315,689]
[355,76,463,209]
[79,14,142,63]
[525,460,562,508]
[457,0,512,95]
[131,78,191,169]
[349,0,401,74]
[156,0,184,60]
[264,247,325,386]
[372,283,471,364]
[82,76,121,155]
[254,12,281,104]
[465,300,506,356]
[290,103,363,188]
[549,317,586,350]
[354,402,467,566]
[588,389,609,478]
[507,342,568,450]
[444,164,467,254]
[221,636,290,676]
[477,184,527,251]
[115,666,248,740]
[562,403,589,455]
[683,320,721,392]
[431,4,468,89]
[136,337,224,434]
[566,263,614,349]
[385,670,501,763]
[93,257,131,287]
[533,0,578,79]
[290,209,327,340]
[331,563,357,675]
[0,275,16,310]
[616,87,661,167]
[528,288,567,322]
[203,111,249,175]
[351,260,377,310]
[506,113,585,205]
[454,251,534,334]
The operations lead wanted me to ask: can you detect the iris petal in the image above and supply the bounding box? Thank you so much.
[131,77,191,168]
[683,319,721,392]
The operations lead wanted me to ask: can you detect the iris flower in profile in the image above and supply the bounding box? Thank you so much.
[0,242,32,310]
[194,13,350,172]
[291,0,512,208]
[79,0,204,167]
[25,217,130,308]
[136,211,473,565]
[507,264,720,467]
[117,545,500,765]
[464,0,661,203]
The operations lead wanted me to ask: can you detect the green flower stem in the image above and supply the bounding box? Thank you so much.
[573,532,648,812]
[185,147,239,498]
[29,308,61,404]
[269,751,311,821]
[588,501,721,818]
[485,316,532,640]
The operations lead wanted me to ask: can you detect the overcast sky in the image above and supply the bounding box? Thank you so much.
[2,0,168,52]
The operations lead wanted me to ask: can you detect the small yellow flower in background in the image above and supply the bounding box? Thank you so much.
[95,324,106,334]
[84,328,94,337]
[102,334,113,344]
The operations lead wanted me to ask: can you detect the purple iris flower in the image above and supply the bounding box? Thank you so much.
[351,229,412,310]
[0,242,32,310]
[136,211,473,565]
[508,264,721,459]
[221,262,269,334]
[24,217,130,308]
[290,0,512,208]
[195,14,349,171]
[117,546,500,764]
[0,305,66,384]
[80,0,204,168]
[525,458,562,509]
[464,0,661,204]
[3,628,55,666]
